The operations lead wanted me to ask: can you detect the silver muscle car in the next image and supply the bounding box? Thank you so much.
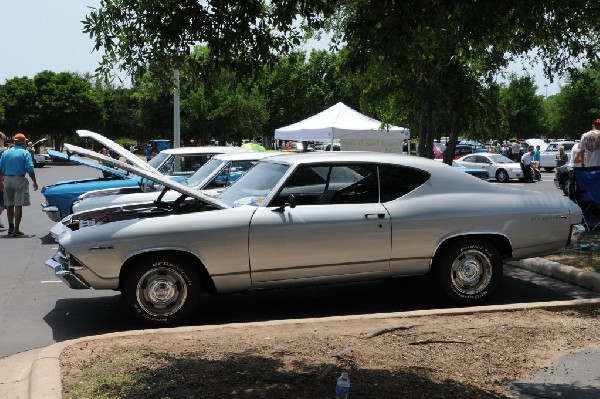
[46,147,585,325]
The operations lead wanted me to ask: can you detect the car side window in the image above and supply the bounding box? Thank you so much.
[273,163,378,206]
[463,155,476,163]
[379,164,430,202]
[476,156,489,163]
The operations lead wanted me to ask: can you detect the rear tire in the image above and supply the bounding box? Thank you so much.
[495,169,509,183]
[122,256,201,325]
[434,238,502,304]
[544,167,554,172]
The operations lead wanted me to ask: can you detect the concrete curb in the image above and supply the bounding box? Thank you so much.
[513,258,600,292]
[4,257,600,399]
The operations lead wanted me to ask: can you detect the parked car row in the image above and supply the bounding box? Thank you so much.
[43,134,584,325]
[41,130,250,221]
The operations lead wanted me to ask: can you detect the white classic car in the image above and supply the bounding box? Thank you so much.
[69,151,283,215]
[457,153,524,182]
[46,147,584,325]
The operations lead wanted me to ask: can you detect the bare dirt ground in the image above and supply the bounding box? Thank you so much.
[61,232,600,399]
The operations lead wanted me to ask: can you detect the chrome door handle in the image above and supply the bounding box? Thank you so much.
[365,213,385,219]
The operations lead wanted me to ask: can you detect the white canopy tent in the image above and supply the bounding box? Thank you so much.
[274,102,410,153]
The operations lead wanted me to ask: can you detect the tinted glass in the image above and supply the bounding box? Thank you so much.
[379,164,430,202]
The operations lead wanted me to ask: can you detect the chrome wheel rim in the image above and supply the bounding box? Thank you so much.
[136,267,188,317]
[450,248,492,295]
[497,170,508,182]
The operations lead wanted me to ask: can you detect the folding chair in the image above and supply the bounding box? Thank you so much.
[569,167,600,231]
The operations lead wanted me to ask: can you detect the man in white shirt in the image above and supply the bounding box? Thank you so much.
[580,118,600,167]
[520,146,535,182]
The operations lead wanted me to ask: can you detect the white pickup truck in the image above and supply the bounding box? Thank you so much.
[539,141,575,171]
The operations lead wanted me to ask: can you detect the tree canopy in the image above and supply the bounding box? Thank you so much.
[81,1,600,162]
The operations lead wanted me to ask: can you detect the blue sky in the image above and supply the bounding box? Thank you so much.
[1,1,564,96]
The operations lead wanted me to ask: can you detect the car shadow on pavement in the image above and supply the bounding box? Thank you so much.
[43,295,138,342]
[40,232,57,245]
[42,268,594,345]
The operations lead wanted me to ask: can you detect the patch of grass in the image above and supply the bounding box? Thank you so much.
[543,230,600,271]
[66,346,150,399]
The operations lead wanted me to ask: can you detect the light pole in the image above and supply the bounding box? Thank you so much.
[174,69,181,149]
[544,84,548,99]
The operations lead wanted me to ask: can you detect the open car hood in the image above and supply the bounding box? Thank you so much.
[63,144,229,209]
[76,130,156,173]
[48,149,132,179]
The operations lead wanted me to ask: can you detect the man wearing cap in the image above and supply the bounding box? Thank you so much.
[580,118,600,167]
[0,133,38,236]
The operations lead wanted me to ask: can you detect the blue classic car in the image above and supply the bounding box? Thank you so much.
[41,130,248,221]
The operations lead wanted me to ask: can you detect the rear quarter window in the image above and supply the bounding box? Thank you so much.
[379,164,430,202]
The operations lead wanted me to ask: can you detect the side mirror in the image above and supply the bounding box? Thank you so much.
[272,194,297,212]
[288,194,297,209]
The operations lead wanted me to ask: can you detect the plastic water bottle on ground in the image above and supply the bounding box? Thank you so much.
[335,371,350,398]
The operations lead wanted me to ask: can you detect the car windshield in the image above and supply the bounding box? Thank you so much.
[488,154,513,164]
[182,158,225,188]
[219,161,291,207]
[147,152,168,169]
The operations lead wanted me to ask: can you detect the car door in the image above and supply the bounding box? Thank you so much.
[248,163,391,284]
[462,155,493,172]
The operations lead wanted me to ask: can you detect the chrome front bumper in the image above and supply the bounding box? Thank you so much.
[41,204,62,222]
[45,252,90,289]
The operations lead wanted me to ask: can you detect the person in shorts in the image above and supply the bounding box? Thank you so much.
[0,131,6,229]
[0,133,38,236]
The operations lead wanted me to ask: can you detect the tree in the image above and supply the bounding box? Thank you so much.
[83,0,336,87]
[261,50,350,137]
[337,1,600,160]
[550,64,600,138]
[0,77,38,136]
[499,75,545,139]
[32,71,104,149]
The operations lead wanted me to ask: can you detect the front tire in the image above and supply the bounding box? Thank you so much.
[495,169,509,183]
[122,256,201,325]
[434,238,502,304]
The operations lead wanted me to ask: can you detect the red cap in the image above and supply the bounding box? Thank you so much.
[14,133,27,141]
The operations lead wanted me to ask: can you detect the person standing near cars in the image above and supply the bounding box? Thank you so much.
[0,132,6,229]
[580,118,600,167]
[520,146,535,183]
[533,145,541,163]
[555,146,569,167]
[512,140,521,162]
[0,133,38,236]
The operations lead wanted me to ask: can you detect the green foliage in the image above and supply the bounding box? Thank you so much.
[83,0,336,87]
[0,72,103,148]
[550,64,600,138]
[499,75,545,138]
